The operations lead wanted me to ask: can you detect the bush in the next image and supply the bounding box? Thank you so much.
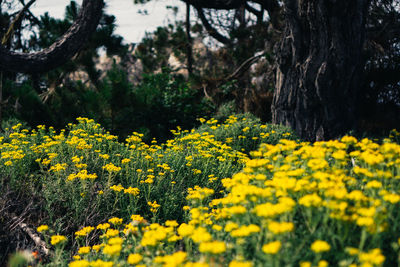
[9,117,400,267]
[0,114,291,233]
[122,69,214,142]
[50,134,400,267]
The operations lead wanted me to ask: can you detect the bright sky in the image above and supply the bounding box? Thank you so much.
[29,0,186,43]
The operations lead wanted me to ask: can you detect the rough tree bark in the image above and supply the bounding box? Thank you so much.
[272,0,370,141]
[0,0,104,74]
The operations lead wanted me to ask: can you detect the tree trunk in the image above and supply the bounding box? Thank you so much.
[272,0,369,141]
[186,2,193,75]
[0,0,104,74]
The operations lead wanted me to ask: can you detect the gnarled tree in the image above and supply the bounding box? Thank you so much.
[272,0,370,141]
[181,0,371,141]
[0,0,104,73]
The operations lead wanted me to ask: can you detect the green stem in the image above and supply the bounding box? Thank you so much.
[358,228,367,251]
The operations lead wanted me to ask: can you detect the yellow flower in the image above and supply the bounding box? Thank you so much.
[37,225,49,232]
[108,237,123,246]
[360,151,384,165]
[110,184,124,192]
[228,260,253,267]
[75,226,95,237]
[69,260,90,267]
[356,217,374,227]
[102,244,122,256]
[365,180,382,189]
[91,259,113,267]
[299,194,323,208]
[383,193,400,203]
[300,262,312,267]
[191,227,212,243]
[311,240,331,253]
[127,253,142,265]
[268,221,294,234]
[121,158,131,164]
[307,159,329,171]
[102,163,121,173]
[184,262,209,267]
[99,153,110,160]
[97,223,111,230]
[92,244,103,252]
[199,241,226,254]
[231,224,260,237]
[124,187,140,196]
[144,177,154,184]
[212,225,223,231]
[108,217,123,225]
[359,248,385,265]
[341,135,357,144]
[156,251,187,266]
[49,163,67,172]
[71,156,81,163]
[78,246,91,254]
[131,214,146,223]
[262,241,281,254]
[50,235,67,245]
[346,247,359,256]
[318,260,329,267]
[177,223,194,237]
[224,222,239,232]
[165,220,179,227]
[147,201,160,213]
[101,229,119,238]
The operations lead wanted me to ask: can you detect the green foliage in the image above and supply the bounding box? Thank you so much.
[134,22,188,73]
[1,65,214,143]
[125,70,214,142]
[96,65,214,142]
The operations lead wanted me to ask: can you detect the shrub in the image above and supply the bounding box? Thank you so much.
[0,114,284,233]
[55,134,400,267]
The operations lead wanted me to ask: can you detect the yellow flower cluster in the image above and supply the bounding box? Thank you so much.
[37,224,49,232]
[102,163,121,173]
[5,117,400,266]
[75,226,95,237]
[50,235,67,245]
[65,127,400,265]
[68,170,98,181]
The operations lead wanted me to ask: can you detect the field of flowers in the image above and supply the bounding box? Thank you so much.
[1,115,400,267]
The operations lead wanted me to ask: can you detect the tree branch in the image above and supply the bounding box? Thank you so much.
[224,51,264,81]
[0,0,104,73]
[18,0,41,25]
[2,0,36,45]
[195,6,232,44]
[245,3,263,19]
[182,0,246,10]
